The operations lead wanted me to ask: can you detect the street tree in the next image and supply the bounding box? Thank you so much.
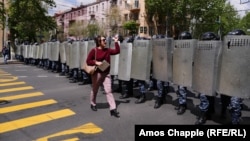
[123,20,139,36]
[8,0,56,44]
[145,0,240,39]
[0,1,6,30]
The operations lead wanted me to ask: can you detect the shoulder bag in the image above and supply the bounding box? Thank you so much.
[83,48,97,75]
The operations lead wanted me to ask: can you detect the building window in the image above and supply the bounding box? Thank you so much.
[144,27,147,34]
[96,5,98,11]
[140,27,143,33]
[135,0,139,8]
[102,3,104,11]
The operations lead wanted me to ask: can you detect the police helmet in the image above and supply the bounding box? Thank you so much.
[178,31,192,40]
[227,29,246,35]
[200,32,219,40]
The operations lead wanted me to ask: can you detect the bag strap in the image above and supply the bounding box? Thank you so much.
[95,48,96,60]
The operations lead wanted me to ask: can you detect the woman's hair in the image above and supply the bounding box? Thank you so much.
[95,35,106,47]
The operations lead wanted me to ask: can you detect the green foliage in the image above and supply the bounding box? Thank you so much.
[87,23,100,38]
[8,0,56,43]
[123,20,139,35]
[0,1,6,29]
[145,0,241,39]
[238,13,250,35]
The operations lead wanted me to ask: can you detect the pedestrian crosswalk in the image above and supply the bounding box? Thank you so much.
[0,70,76,136]
[0,69,103,140]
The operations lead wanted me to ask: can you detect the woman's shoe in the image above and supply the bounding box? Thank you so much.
[110,109,120,118]
[90,104,97,111]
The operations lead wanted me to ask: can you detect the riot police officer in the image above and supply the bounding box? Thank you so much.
[219,29,246,125]
[174,31,193,115]
[194,31,219,125]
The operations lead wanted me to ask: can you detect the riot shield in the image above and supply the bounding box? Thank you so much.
[173,39,196,87]
[65,43,71,66]
[59,42,67,63]
[69,41,80,69]
[152,38,173,82]
[29,45,34,59]
[192,41,222,96]
[23,45,28,59]
[50,41,60,61]
[109,41,120,75]
[38,44,43,59]
[34,45,39,59]
[16,45,21,57]
[130,40,152,81]
[43,43,48,59]
[47,42,52,60]
[79,41,88,69]
[118,42,132,81]
[217,35,250,98]
[87,40,96,54]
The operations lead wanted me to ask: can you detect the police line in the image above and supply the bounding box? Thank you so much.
[14,35,250,99]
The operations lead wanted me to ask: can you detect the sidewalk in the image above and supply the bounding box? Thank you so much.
[0,54,23,65]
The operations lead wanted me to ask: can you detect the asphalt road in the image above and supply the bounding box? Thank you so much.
[1,62,250,141]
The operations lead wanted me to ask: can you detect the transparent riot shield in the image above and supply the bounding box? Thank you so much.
[173,39,196,87]
[152,38,173,82]
[38,44,43,59]
[65,43,71,66]
[130,40,152,81]
[16,45,22,57]
[217,35,250,99]
[29,45,34,59]
[43,43,48,59]
[69,41,80,69]
[23,45,29,59]
[87,40,96,54]
[118,42,132,81]
[59,42,67,64]
[79,41,88,69]
[192,41,222,96]
[109,41,120,75]
[34,45,39,59]
[47,42,52,61]
[51,41,60,61]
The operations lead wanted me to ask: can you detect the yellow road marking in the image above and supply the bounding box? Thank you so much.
[0,81,26,86]
[62,138,79,141]
[0,73,11,76]
[0,99,57,114]
[36,122,103,141]
[0,86,34,93]
[0,76,18,82]
[0,92,43,101]
[0,109,75,134]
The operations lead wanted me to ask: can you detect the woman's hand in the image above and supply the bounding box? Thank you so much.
[113,36,119,42]
[95,61,103,66]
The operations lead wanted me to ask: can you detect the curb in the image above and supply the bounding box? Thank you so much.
[0,60,24,65]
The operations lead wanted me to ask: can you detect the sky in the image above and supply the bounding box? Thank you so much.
[48,0,95,15]
[48,0,250,17]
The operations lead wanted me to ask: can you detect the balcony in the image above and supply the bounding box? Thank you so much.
[89,11,95,16]
[129,2,140,12]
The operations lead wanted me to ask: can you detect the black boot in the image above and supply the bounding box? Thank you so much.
[177,104,186,115]
[154,97,163,109]
[110,109,120,118]
[195,111,207,125]
[119,93,130,99]
[69,79,77,83]
[135,94,146,104]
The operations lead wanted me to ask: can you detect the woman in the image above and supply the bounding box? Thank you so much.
[86,35,120,118]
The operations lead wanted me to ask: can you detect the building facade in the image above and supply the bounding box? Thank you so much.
[54,0,149,39]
